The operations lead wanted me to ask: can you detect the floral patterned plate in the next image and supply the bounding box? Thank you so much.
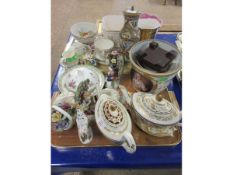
[58,65,105,95]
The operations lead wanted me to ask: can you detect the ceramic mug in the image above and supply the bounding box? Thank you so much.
[138,13,162,41]
[94,38,114,61]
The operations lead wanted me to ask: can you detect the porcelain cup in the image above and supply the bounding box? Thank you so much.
[94,38,114,61]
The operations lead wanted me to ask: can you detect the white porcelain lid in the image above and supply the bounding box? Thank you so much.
[58,65,105,95]
[132,92,181,126]
[95,94,132,141]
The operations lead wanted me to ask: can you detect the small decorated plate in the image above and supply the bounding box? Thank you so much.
[58,65,105,95]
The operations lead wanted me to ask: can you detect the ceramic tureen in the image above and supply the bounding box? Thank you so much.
[95,94,136,153]
[131,92,181,137]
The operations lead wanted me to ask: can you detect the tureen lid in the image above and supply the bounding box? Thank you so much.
[132,92,181,125]
[95,94,132,141]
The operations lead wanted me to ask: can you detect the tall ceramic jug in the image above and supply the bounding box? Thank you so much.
[119,6,140,60]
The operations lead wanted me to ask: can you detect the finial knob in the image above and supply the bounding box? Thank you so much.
[156,94,163,102]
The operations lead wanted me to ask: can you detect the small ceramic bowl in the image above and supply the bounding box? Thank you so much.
[71,22,98,44]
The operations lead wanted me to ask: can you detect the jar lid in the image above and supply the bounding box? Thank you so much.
[124,6,140,16]
[132,92,181,125]
[95,94,132,141]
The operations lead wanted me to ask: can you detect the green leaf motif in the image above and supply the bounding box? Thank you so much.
[159,77,168,82]
[65,54,78,63]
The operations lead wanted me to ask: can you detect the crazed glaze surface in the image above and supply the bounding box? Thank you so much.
[95,94,136,153]
[132,92,181,126]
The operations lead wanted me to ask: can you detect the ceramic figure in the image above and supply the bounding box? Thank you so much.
[74,79,95,144]
[106,51,124,89]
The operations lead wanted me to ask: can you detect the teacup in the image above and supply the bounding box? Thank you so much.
[94,38,114,62]
[138,13,162,41]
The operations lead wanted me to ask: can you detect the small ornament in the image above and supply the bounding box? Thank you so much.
[106,51,123,88]
[74,79,91,105]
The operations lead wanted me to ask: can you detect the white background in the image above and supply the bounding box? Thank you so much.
[0,0,233,174]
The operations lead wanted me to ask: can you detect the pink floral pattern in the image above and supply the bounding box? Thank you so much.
[68,79,76,89]
[139,13,163,25]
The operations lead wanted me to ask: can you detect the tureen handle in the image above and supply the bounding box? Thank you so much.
[121,131,136,154]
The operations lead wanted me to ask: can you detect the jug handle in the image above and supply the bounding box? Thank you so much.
[121,131,136,154]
